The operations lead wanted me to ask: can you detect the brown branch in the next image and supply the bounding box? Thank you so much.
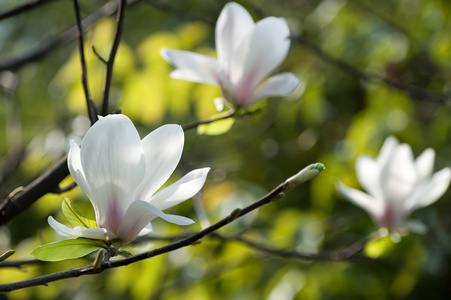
[0,0,140,72]
[212,233,378,263]
[0,0,57,21]
[73,0,98,124]
[181,109,235,130]
[0,171,315,292]
[100,0,127,116]
[0,156,69,225]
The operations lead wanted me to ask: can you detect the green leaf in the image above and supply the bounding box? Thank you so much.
[197,117,235,135]
[62,197,97,229]
[32,239,105,261]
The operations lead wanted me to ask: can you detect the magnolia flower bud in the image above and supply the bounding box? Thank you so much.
[286,163,325,187]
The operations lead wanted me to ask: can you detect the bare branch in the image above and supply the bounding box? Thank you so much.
[0,0,56,21]
[100,0,127,116]
[0,171,300,291]
[73,0,98,124]
[0,0,140,72]
[212,234,378,263]
[0,156,68,225]
[182,109,235,130]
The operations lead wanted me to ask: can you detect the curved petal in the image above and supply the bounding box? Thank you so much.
[380,144,416,203]
[148,168,210,211]
[137,124,184,200]
[215,2,255,72]
[355,155,383,200]
[80,115,146,232]
[377,136,399,165]
[68,140,94,201]
[230,17,291,102]
[48,216,116,241]
[406,167,451,211]
[336,181,383,222]
[116,200,194,244]
[138,223,153,236]
[160,48,220,85]
[251,72,300,105]
[415,148,435,182]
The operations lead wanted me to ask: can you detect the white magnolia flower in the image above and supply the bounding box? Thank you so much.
[336,136,451,232]
[160,2,300,109]
[49,114,209,245]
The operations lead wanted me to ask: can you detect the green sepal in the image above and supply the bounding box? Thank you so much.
[62,197,97,229]
[32,238,106,262]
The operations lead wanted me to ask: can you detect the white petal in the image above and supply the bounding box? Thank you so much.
[137,124,184,200]
[116,200,194,244]
[68,140,94,201]
[214,97,225,112]
[230,17,290,104]
[48,216,116,241]
[251,72,300,105]
[138,223,153,236]
[415,148,435,182]
[149,168,210,211]
[406,167,451,211]
[80,114,145,232]
[160,48,220,85]
[336,181,383,222]
[380,144,417,203]
[215,2,255,72]
[355,155,383,200]
[377,136,399,165]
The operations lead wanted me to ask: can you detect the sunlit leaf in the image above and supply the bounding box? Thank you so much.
[197,117,235,135]
[62,197,97,229]
[32,239,105,262]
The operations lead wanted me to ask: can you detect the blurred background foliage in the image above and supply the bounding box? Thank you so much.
[1,0,451,299]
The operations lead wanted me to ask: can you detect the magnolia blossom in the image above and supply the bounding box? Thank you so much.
[160,2,300,109]
[49,114,209,245]
[336,136,451,232]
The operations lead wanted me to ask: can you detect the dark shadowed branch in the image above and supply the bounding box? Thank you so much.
[0,170,330,292]
[0,0,140,72]
[73,0,98,124]
[0,0,57,21]
[101,0,127,116]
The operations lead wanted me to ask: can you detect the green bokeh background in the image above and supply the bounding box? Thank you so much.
[1,0,451,299]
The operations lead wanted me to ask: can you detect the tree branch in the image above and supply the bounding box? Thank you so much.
[0,0,140,72]
[0,0,57,21]
[73,0,98,124]
[100,0,127,116]
[0,156,68,225]
[0,168,319,292]
[211,233,377,263]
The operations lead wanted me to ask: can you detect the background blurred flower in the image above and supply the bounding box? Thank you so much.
[336,136,451,233]
[160,2,300,109]
[49,114,209,245]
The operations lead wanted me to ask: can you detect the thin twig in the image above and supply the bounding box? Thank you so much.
[0,0,56,21]
[100,0,127,116]
[181,109,235,130]
[212,233,377,263]
[0,259,44,269]
[0,0,140,72]
[0,174,296,291]
[91,46,108,65]
[73,0,98,124]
